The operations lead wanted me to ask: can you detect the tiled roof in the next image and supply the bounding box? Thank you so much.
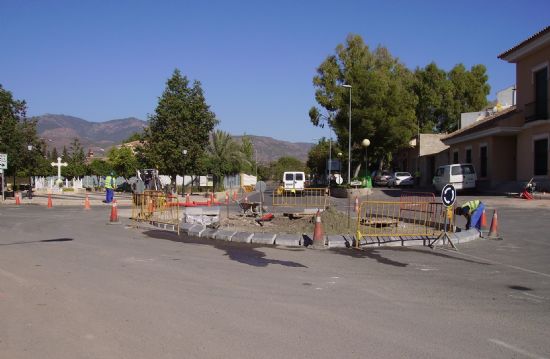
[442,106,517,140]
[498,25,550,59]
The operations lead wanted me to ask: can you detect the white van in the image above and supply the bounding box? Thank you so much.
[433,164,477,192]
[283,171,305,193]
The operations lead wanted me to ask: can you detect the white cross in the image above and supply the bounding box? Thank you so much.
[51,157,68,181]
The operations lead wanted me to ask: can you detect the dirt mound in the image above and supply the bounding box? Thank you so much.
[218,207,354,235]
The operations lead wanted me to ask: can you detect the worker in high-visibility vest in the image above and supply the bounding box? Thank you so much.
[454,199,485,230]
[104,172,115,203]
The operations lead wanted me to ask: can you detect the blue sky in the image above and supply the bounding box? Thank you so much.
[1,0,548,142]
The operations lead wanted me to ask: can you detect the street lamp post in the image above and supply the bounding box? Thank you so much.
[328,137,332,186]
[361,139,370,181]
[342,84,352,184]
[27,145,33,199]
[182,149,188,196]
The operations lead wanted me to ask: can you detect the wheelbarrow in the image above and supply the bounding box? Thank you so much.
[237,201,260,216]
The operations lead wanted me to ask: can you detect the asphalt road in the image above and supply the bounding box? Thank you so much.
[0,198,549,359]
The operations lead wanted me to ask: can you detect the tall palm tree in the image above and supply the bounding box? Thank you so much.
[207,130,249,190]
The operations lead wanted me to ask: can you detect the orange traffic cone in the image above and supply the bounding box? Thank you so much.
[84,193,91,209]
[480,208,488,234]
[15,192,21,205]
[487,209,501,240]
[354,196,359,213]
[109,200,119,223]
[312,210,325,248]
[47,194,53,208]
[225,192,229,205]
[521,190,533,200]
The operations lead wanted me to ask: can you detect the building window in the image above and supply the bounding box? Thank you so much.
[480,146,488,177]
[534,138,548,176]
[453,151,459,164]
[465,148,472,164]
[535,67,548,120]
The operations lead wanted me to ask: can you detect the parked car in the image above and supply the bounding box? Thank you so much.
[283,171,306,193]
[432,164,477,192]
[372,170,392,187]
[387,172,414,188]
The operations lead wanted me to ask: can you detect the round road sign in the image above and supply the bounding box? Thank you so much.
[255,181,266,193]
[441,184,456,207]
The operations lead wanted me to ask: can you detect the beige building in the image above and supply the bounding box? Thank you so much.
[395,134,450,187]
[442,25,550,190]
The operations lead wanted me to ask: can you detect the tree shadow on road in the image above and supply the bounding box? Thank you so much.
[0,238,74,246]
[330,246,490,267]
[141,229,308,268]
[330,247,408,267]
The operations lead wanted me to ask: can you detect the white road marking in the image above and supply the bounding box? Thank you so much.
[508,294,543,304]
[524,292,548,300]
[440,249,550,279]
[0,267,30,287]
[420,268,437,271]
[488,338,548,359]
[330,276,339,279]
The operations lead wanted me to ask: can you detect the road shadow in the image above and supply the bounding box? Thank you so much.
[330,246,491,267]
[330,247,408,267]
[142,229,308,268]
[0,238,74,246]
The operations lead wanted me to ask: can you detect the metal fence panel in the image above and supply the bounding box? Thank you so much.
[272,187,330,208]
[131,190,180,233]
[356,201,454,244]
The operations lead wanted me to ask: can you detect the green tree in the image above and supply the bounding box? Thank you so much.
[269,156,305,182]
[61,146,69,162]
[65,138,86,178]
[239,134,256,174]
[141,69,218,187]
[306,138,342,178]
[107,146,139,178]
[413,62,453,133]
[0,85,26,184]
[206,130,247,190]
[444,64,490,132]
[310,34,418,172]
[50,147,59,161]
[87,158,112,176]
[123,132,143,143]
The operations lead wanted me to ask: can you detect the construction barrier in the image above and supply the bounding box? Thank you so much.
[272,187,330,209]
[356,201,455,247]
[131,190,180,234]
[399,191,435,211]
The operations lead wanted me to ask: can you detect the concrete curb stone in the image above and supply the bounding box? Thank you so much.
[231,232,253,243]
[201,228,219,239]
[251,233,276,245]
[214,230,237,241]
[180,223,194,233]
[274,234,302,247]
[188,225,206,237]
[327,235,349,248]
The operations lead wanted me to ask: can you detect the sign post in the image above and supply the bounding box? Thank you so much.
[0,153,7,202]
[429,184,457,250]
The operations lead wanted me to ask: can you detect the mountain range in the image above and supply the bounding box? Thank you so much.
[34,114,313,163]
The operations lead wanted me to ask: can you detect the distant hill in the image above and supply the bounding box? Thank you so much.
[36,114,147,154]
[34,114,313,163]
[232,135,312,163]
